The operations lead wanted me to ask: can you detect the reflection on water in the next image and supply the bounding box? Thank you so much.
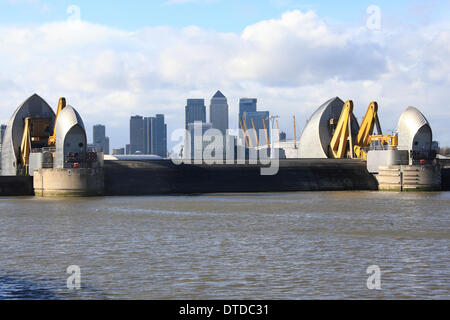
[0,191,449,299]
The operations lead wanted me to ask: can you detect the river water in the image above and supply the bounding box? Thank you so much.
[0,191,448,300]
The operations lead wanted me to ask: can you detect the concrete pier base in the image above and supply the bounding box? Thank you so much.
[33,168,104,197]
[377,164,441,191]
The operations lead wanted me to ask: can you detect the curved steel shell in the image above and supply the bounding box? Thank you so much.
[299,97,360,158]
[397,107,432,151]
[1,94,55,176]
[54,105,87,168]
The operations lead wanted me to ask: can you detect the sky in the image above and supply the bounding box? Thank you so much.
[1,0,450,150]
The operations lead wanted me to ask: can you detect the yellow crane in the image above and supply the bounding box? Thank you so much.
[354,101,382,159]
[48,97,66,147]
[329,99,398,160]
[329,100,354,159]
[20,117,32,175]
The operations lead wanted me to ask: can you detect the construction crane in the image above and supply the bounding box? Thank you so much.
[329,99,399,160]
[48,97,66,147]
[353,101,382,159]
[329,100,354,159]
[20,118,32,175]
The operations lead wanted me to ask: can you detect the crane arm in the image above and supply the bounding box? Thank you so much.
[354,101,381,159]
[20,117,32,175]
[48,97,66,146]
[329,100,354,159]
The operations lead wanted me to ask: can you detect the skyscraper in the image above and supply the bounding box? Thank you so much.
[239,98,257,131]
[93,124,110,154]
[130,115,144,154]
[133,114,167,157]
[185,99,206,130]
[153,114,167,157]
[210,91,229,135]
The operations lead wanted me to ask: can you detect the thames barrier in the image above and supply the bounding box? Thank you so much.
[0,94,448,196]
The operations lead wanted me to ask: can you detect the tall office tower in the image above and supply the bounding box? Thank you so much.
[143,115,167,157]
[210,91,229,135]
[153,114,167,158]
[130,115,144,154]
[143,117,153,155]
[238,98,257,129]
[185,99,206,130]
[104,137,110,155]
[242,111,271,146]
[93,124,110,154]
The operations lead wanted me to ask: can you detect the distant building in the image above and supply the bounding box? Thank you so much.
[130,116,144,154]
[126,144,131,155]
[112,148,125,155]
[143,115,167,157]
[242,111,271,146]
[210,91,229,135]
[185,99,206,130]
[279,131,287,141]
[239,98,257,129]
[93,124,110,155]
[131,114,167,157]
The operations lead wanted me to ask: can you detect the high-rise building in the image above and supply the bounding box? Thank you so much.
[132,114,167,157]
[185,99,206,130]
[210,91,229,135]
[239,98,257,129]
[242,111,271,146]
[130,115,144,154]
[143,117,153,155]
[93,124,110,154]
[153,114,167,158]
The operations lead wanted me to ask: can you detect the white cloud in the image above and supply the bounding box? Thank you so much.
[0,10,449,149]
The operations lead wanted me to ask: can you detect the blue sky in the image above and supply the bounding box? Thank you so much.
[1,0,450,150]
[2,0,448,31]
